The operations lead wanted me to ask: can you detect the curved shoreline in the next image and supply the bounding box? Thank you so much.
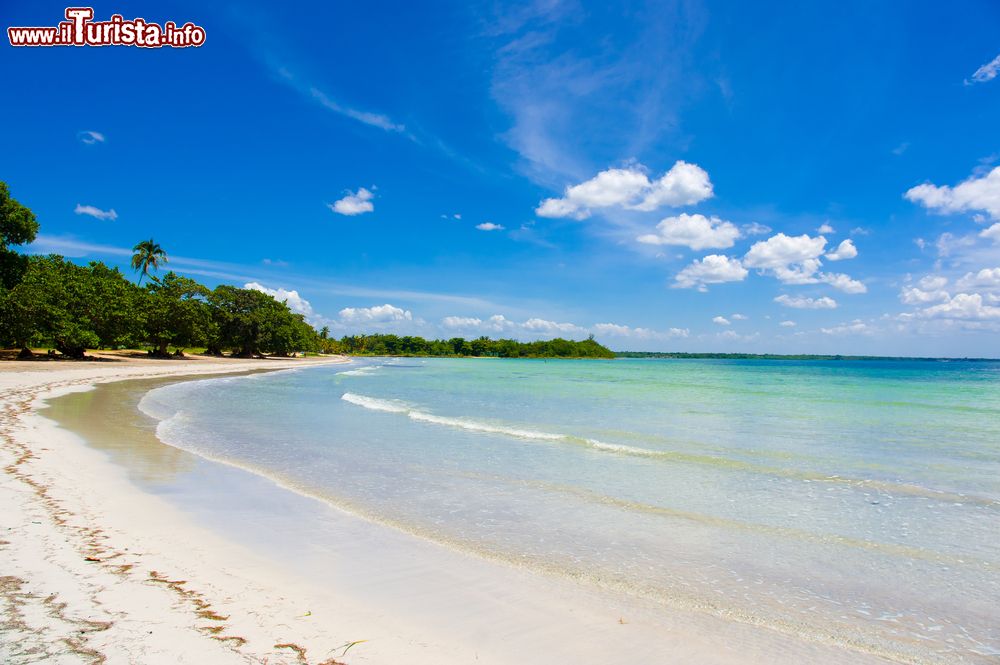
[0,357,901,664]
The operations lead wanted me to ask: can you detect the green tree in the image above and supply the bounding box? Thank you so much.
[130,238,167,285]
[4,255,98,358]
[84,262,145,348]
[144,272,210,356]
[0,181,39,290]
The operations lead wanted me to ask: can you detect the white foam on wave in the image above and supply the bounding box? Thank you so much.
[338,366,380,377]
[341,392,565,441]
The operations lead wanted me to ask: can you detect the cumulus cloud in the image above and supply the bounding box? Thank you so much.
[535,161,713,219]
[592,323,688,339]
[820,272,867,294]
[743,232,865,292]
[672,254,748,291]
[774,294,838,309]
[731,313,748,320]
[712,316,730,326]
[78,130,105,145]
[817,223,835,234]
[636,213,741,250]
[329,187,375,215]
[821,320,872,335]
[441,314,584,337]
[956,268,1000,291]
[74,204,118,221]
[981,223,1000,243]
[779,320,797,327]
[967,54,1000,85]
[476,222,505,231]
[825,239,858,261]
[918,293,1000,320]
[743,233,827,283]
[339,303,412,323]
[244,282,315,319]
[904,166,1000,220]
[900,274,950,304]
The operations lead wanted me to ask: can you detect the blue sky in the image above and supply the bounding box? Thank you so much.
[3,1,1000,355]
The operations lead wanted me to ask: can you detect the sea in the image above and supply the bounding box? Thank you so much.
[136,357,1000,663]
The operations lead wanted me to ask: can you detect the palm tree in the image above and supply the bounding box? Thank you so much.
[131,238,167,285]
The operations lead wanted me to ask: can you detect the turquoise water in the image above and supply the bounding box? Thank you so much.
[139,358,1000,663]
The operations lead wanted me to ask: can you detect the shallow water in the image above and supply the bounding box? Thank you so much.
[136,358,1000,663]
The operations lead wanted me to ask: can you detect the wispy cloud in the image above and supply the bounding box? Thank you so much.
[486,1,707,185]
[308,85,405,132]
[74,204,118,221]
[77,130,105,145]
[966,54,1000,85]
[476,222,505,231]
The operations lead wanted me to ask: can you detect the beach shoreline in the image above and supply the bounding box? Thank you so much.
[0,356,900,664]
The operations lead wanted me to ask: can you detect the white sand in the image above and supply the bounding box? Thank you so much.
[0,356,896,664]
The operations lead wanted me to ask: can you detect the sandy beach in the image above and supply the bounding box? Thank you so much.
[0,356,904,664]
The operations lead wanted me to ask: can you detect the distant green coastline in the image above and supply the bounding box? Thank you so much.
[614,351,999,361]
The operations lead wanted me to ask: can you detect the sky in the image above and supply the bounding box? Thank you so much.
[2,1,1000,356]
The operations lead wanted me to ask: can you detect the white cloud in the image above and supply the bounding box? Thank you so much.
[731,313,748,320]
[245,282,315,319]
[523,317,586,334]
[632,161,715,211]
[817,223,835,234]
[981,223,1000,243]
[918,293,1000,320]
[821,320,872,335]
[820,272,867,294]
[968,54,1000,85]
[900,274,950,305]
[592,323,688,339]
[535,161,713,219]
[308,86,405,132]
[74,204,118,221]
[339,303,412,323]
[441,314,584,337]
[712,316,730,326]
[441,316,483,329]
[672,254,748,291]
[636,213,741,250]
[779,320,797,327]
[956,268,1000,291]
[744,232,864,291]
[919,275,949,290]
[78,130,105,145]
[476,222,505,231]
[824,239,857,261]
[743,222,771,236]
[904,166,1000,220]
[330,187,375,215]
[774,294,838,309]
[743,233,827,283]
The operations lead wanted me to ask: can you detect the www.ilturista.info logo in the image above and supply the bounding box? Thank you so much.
[7,7,206,48]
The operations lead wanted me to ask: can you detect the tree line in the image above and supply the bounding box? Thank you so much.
[0,182,614,360]
[328,333,614,358]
